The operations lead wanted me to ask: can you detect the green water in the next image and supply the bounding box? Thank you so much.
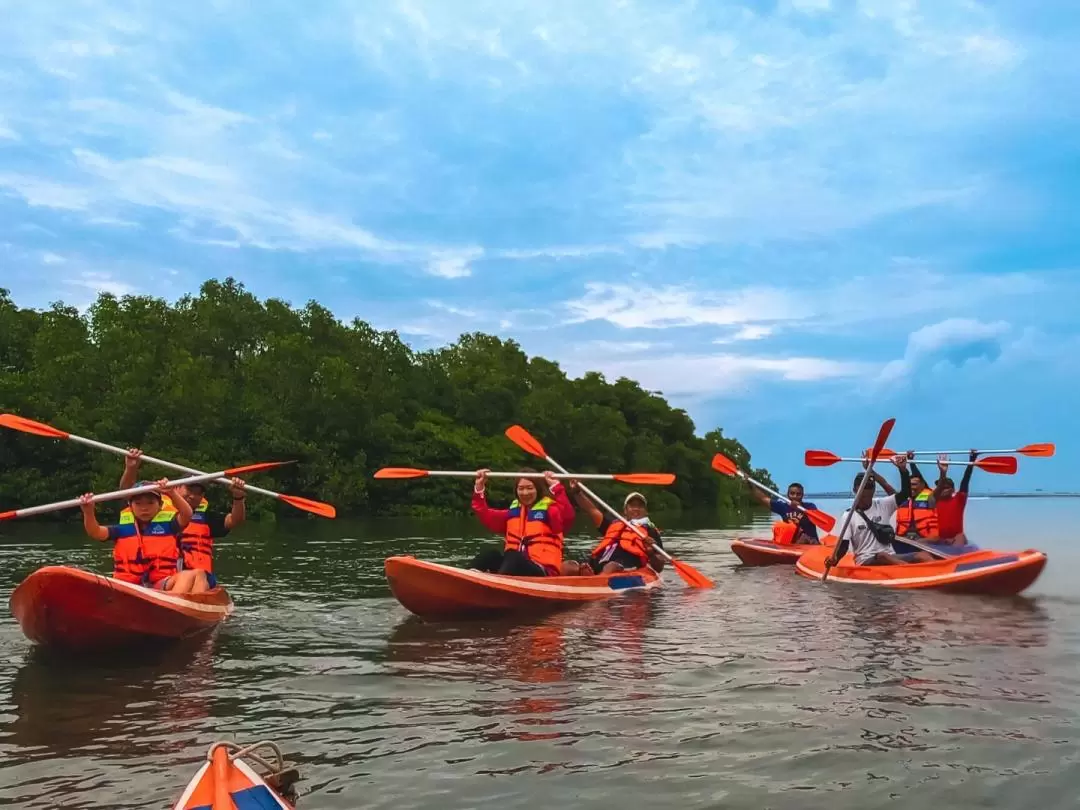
[1,499,1078,808]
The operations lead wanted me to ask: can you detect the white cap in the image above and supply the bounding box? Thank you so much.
[624,491,647,507]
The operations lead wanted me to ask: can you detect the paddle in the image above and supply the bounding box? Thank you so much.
[907,443,1055,458]
[0,462,291,521]
[823,418,896,582]
[805,451,1018,475]
[374,467,675,485]
[0,413,336,518]
[710,453,836,532]
[504,425,714,588]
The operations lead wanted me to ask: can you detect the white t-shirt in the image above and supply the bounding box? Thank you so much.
[836,496,900,565]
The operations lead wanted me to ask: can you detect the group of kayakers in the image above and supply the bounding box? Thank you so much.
[754,450,981,568]
[469,468,665,578]
[77,449,246,593]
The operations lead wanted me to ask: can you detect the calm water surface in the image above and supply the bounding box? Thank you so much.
[1,499,1078,809]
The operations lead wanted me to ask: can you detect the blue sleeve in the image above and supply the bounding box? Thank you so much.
[769,497,789,518]
[170,517,183,535]
[105,525,122,542]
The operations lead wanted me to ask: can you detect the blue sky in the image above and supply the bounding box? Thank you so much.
[2,0,1078,493]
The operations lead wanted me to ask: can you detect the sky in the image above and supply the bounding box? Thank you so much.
[1,0,1078,494]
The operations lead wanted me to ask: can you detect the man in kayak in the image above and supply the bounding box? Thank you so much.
[564,487,667,574]
[895,458,941,542]
[470,468,579,576]
[119,448,246,592]
[745,480,820,545]
[933,451,978,545]
[827,454,936,568]
[79,479,206,592]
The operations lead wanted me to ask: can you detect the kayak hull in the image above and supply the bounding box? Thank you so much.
[173,742,297,810]
[794,545,1046,596]
[731,535,836,566]
[9,565,233,651]
[385,555,662,620]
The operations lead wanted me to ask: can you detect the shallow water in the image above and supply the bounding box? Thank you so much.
[0,499,1078,809]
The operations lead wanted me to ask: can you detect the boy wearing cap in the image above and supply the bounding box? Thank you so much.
[568,486,667,574]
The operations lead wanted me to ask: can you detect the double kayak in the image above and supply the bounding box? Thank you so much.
[385,555,662,620]
[732,534,976,567]
[794,544,1046,595]
[9,565,233,651]
[173,741,299,809]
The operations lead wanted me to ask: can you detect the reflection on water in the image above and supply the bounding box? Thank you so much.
[0,507,1078,809]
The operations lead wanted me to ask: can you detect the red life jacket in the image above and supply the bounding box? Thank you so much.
[180,499,214,573]
[896,489,939,538]
[590,519,653,567]
[114,507,179,585]
[504,496,563,571]
[772,520,799,546]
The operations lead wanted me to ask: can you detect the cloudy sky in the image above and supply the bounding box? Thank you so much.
[2,0,1077,492]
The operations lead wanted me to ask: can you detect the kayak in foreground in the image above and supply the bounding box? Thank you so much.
[794,544,1046,596]
[385,555,662,620]
[9,565,233,651]
[173,740,299,810]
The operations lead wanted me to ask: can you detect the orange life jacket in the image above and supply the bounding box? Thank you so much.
[180,499,214,573]
[772,520,799,546]
[114,506,180,585]
[590,518,654,567]
[896,489,939,538]
[504,496,563,571]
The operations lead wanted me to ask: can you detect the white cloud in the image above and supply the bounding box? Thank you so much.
[65,270,136,298]
[0,118,16,140]
[426,248,482,279]
[715,325,774,344]
[41,252,65,265]
[0,174,92,210]
[878,318,1011,383]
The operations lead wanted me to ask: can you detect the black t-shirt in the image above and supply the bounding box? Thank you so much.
[202,511,231,538]
[596,516,664,548]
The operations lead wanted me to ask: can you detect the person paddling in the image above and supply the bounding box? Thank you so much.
[469,468,578,576]
[119,448,246,592]
[933,450,978,545]
[79,478,205,592]
[828,454,936,568]
[745,480,820,545]
[566,487,666,574]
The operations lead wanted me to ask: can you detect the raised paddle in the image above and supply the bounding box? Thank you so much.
[823,417,896,582]
[907,443,1055,458]
[805,451,1018,475]
[504,425,714,588]
[710,453,836,532]
[374,467,676,485]
[0,413,337,518]
[0,462,292,521]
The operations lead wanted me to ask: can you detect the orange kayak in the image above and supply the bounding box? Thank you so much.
[794,544,1046,596]
[731,536,835,566]
[173,741,298,809]
[9,565,233,651]
[385,555,662,619]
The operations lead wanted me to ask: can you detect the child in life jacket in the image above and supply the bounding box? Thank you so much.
[79,478,203,592]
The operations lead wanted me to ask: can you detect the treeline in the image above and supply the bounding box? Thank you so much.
[0,279,774,520]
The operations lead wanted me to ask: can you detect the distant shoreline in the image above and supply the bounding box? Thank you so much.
[805,492,1080,499]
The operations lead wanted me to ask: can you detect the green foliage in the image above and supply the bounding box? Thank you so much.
[0,281,771,520]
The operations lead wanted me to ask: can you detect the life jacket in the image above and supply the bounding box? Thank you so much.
[896,488,939,538]
[180,498,214,573]
[590,518,654,567]
[114,505,180,585]
[772,520,799,546]
[504,496,563,571]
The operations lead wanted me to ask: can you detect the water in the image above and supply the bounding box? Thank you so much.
[1,499,1078,809]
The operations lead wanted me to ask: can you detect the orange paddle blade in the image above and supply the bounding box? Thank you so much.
[804,450,841,467]
[863,447,897,459]
[805,508,837,532]
[223,460,296,476]
[374,467,430,479]
[0,511,15,521]
[1019,443,1055,458]
[710,453,738,477]
[0,413,70,439]
[976,455,1018,474]
[279,493,337,518]
[672,558,714,588]
[612,473,676,485]
[505,425,547,459]
[869,419,896,462]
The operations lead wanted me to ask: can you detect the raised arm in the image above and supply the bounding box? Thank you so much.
[470,469,510,533]
[568,481,604,527]
[79,494,110,542]
[891,456,912,505]
[160,479,193,528]
[118,448,142,489]
[862,451,895,495]
[224,477,247,530]
[544,472,575,528]
[745,479,772,509]
[959,450,977,493]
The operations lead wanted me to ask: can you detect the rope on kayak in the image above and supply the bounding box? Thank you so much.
[205,740,300,802]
